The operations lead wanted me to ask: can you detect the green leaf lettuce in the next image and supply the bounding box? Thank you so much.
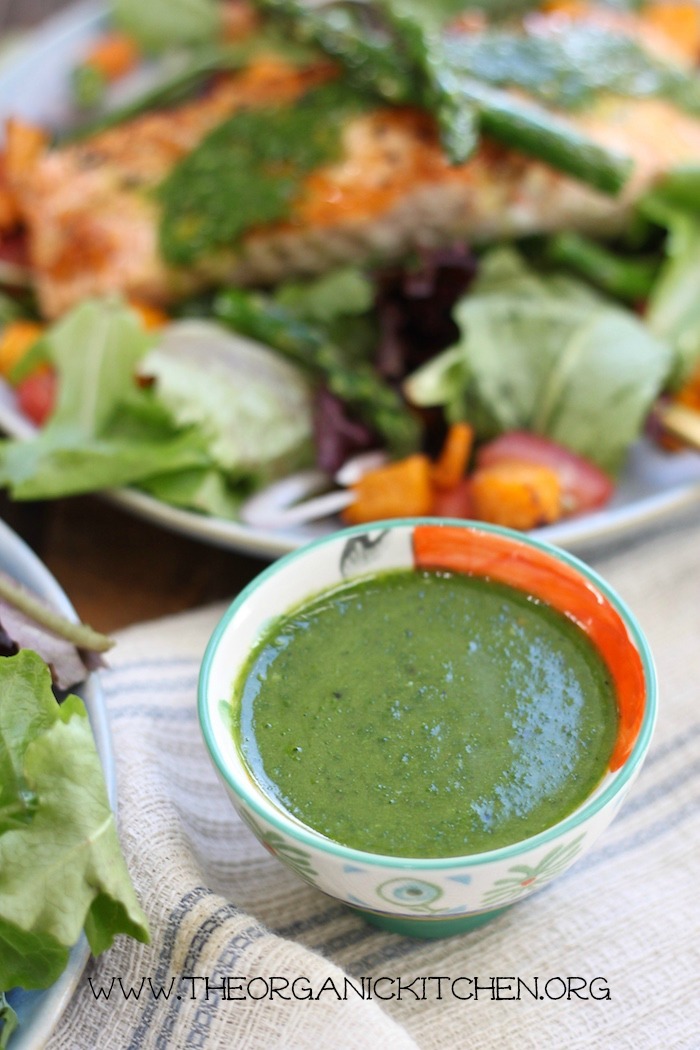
[643,202,700,387]
[404,248,672,474]
[0,650,149,996]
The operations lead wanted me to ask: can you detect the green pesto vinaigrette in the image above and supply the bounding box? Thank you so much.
[235,569,618,858]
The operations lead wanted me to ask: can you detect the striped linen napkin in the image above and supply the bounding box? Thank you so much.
[43,504,700,1050]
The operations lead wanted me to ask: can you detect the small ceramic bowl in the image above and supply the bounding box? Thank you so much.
[198,519,657,938]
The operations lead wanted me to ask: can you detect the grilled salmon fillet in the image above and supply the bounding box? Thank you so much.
[6,2,700,319]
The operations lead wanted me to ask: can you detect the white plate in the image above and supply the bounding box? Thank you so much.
[1,1,700,558]
[0,516,114,1050]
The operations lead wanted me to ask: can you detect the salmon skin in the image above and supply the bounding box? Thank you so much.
[6,2,700,319]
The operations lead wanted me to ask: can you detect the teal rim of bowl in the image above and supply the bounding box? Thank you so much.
[198,517,658,872]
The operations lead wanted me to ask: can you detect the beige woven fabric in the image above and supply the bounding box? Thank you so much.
[47,507,700,1050]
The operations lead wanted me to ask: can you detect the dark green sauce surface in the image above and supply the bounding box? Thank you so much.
[158,80,371,266]
[236,569,618,858]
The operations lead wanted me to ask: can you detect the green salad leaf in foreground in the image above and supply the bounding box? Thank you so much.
[404,248,672,474]
[0,650,149,1010]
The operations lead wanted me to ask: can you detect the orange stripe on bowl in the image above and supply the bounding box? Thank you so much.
[413,524,645,771]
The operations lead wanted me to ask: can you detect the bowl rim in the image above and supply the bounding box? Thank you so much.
[198,517,658,871]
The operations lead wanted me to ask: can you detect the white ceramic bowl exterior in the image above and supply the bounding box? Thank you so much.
[199,520,657,937]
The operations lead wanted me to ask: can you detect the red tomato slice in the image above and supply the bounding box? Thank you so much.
[0,229,30,271]
[475,431,614,516]
[432,477,474,519]
[16,368,57,427]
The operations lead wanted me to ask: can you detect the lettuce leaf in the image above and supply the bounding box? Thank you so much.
[112,0,219,52]
[0,650,149,996]
[273,267,374,325]
[0,301,316,511]
[0,424,209,500]
[0,994,17,1049]
[139,320,315,485]
[137,465,244,519]
[0,300,211,500]
[644,206,700,387]
[47,298,153,433]
[405,248,672,474]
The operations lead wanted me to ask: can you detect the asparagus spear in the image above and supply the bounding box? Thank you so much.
[547,231,659,302]
[445,74,632,196]
[258,0,418,104]
[214,288,421,457]
[378,2,478,163]
[257,0,479,161]
[0,571,114,653]
[257,0,632,193]
[649,164,700,213]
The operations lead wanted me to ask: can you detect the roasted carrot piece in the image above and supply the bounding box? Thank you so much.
[128,300,169,330]
[0,321,44,381]
[431,422,474,490]
[4,120,47,174]
[0,156,20,231]
[0,188,19,231]
[644,2,700,60]
[342,454,434,525]
[82,32,140,82]
[470,461,562,531]
[658,360,700,450]
[674,361,700,412]
[3,119,48,181]
[540,0,591,14]
[412,523,646,771]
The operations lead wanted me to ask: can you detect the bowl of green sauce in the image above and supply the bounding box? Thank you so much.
[198,519,656,938]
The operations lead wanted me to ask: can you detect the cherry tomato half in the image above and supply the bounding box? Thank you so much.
[431,477,474,519]
[16,368,57,427]
[475,431,614,516]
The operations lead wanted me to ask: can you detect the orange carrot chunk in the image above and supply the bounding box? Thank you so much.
[0,155,21,231]
[128,300,169,331]
[0,320,44,381]
[470,461,562,531]
[342,454,434,525]
[431,422,474,490]
[82,32,140,82]
[658,360,700,451]
[3,119,48,181]
[644,2,700,61]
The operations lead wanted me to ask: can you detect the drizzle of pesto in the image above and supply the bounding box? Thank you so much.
[442,24,700,114]
[157,80,370,267]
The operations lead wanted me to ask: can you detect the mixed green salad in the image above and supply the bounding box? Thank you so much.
[0,572,148,1049]
[0,0,699,537]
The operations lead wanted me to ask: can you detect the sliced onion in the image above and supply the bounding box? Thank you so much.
[239,470,352,528]
[334,449,389,486]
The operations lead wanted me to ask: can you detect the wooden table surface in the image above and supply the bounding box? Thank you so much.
[1,493,268,634]
[0,0,274,634]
